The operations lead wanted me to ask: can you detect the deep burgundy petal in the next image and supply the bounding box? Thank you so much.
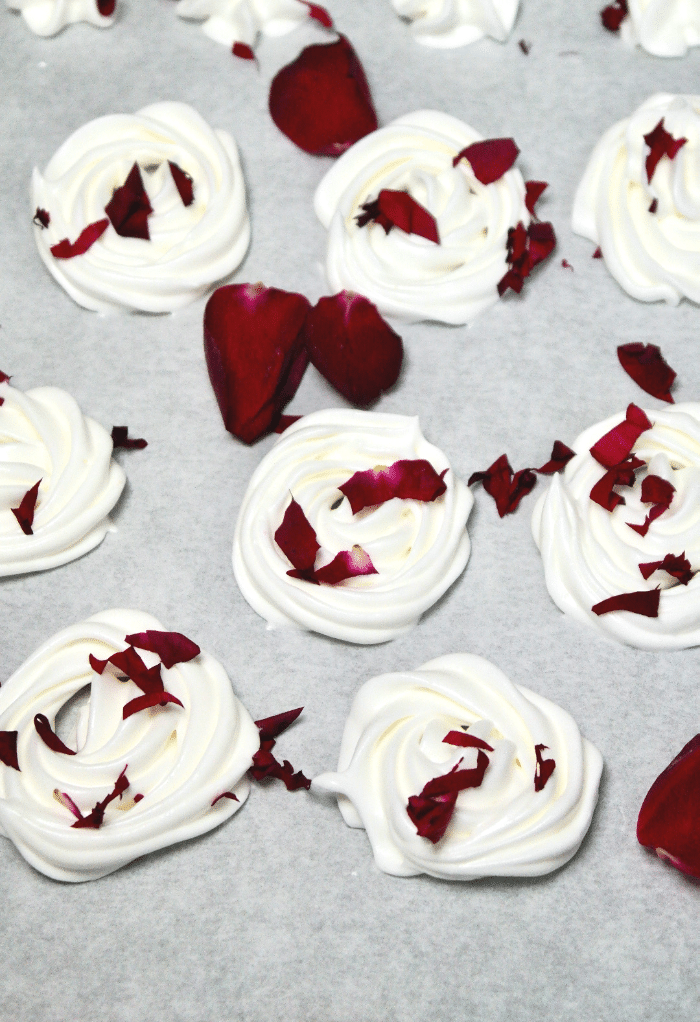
[211,791,240,806]
[370,190,439,243]
[233,42,256,60]
[0,732,20,771]
[468,454,536,517]
[600,0,628,31]
[442,730,494,752]
[168,162,194,207]
[111,426,147,450]
[122,691,184,720]
[11,479,41,535]
[275,498,320,572]
[50,218,109,259]
[312,545,377,584]
[339,459,447,514]
[643,118,687,184]
[34,714,76,755]
[254,707,304,742]
[639,553,695,585]
[105,163,153,240]
[589,457,644,512]
[422,751,490,797]
[108,646,164,695]
[524,180,548,215]
[617,343,676,404]
[537,440,575,475]
[274,414,303,433]
[534,744,556,791]
[589,404,652,468]
[592,589,661,617]
[637,734,700,878]
[302,1,333,27]
[406,790,458,843]
[452,138,520,184]
[124,630,200,669]
[97,0,115,14]
[33,208,50,229]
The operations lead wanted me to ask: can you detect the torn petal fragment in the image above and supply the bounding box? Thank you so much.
[407,750,490,843]
[274,414,302,433]
[339,459,447,514]
[12,479,41,536]
[124,630,200,669]
[357,190,439,243]
[589,457,644,512]
[122,691,184,720]
[537,441,575,475]
[254,707,303,742]
[524,181,547,215]
[105,163,153,240]
[111,426,147,450]
[617,343,676,404]
[442,730,494,751]
[452,138,519,184]
[34,714,76,755]
[592,588,661,617]
[168,162,194,207]
[468,454,536,517]
[0,732,20,771]
[275,498,320,572]
[534,744,556,791]
[313,545,377,584]
[643,118,687,184]
[211,791,240,806]
[233,42,256,60]
[600,0,628,31]
[639,553,695,586]
[589,403,652,468]
[302,1,333,27]
[33,208,50,229]
[50,219,109,259]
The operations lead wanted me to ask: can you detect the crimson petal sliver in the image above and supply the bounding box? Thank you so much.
[591,589,661,617]
[275,499,320,572]
[617,343,676,403]
[339,459,447,514]
[313,546,377,585]
[50,218,109,259]
[124,630,201,669]
[122,692,184,720]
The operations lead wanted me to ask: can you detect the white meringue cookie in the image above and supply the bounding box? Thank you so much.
[532,403,700,650]
[313,653,603,879]
[32,101,250,313]
[0,610,259,882]
[7,0,114,37]
[0,377,125,577]
[233,409,473,644]
[391,0,519,48]
[619,0,700,58]
[573,93,700,306]
[175,0,311,47]
[314,110,531,325]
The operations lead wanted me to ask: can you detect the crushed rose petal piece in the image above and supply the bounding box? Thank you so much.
[254,707,303,742]
[11,479,41,536]
[302,1,333,27]
[639,552,695,585]
[452,138,520,184]
[357,190,439,244]
[249,710,310,791]
[592,588,661,617]
[312,545,377,585]
[269,36,377,157]
[524,180,547,215]
[593,246,603,258]
[442,731,494,751]
[534,744,556,791]
[407,751,490,843]
[168,162,194,207]
[589,456,644,512]
[34,714,76,756]
[274,414,302,433]
[124,630,200,669]
[111,426,147,450]
[562,259,574,270]
[105,163,153,240]
[498,220,556,296]
[627,474,675,537]
[0,732,20,771]
[233,42,256,60]
[339,459,447,514]
[97,0,115,14]
[643,118,687,184]
[600,0,628,31]
[33,208,50,229]
[649,198,658,214]
[50,218,109,259]
[211,791,240,806]
[468,454,536,517]
[617,343,676,404]
[637,734,700,878]
[71,766,129,829]
[589,403,652,468]
[537,441,575,475]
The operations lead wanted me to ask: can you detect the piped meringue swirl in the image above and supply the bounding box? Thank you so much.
[7,0,114,37]
[619,0,700,58]
[233,409,473,644]
[314,110,531,324]
[0,610,259,882]
[175,0,310,47]
[391,0,519,48]
[573,93,700,306]
[0,378,125,577]
[532,404,700,649]
[32,101,250,313]
[313,653,602,879]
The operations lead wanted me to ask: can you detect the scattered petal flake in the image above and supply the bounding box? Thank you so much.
[0,371,9,384]
[407,751,490,844]
[313,546,377,584]
[468,454,536,517]
[33,208,50,229]
[592,588,661,617]
[97,0,116,14]
[643,119,687,185]
[519,39,531,54]
[204,283,310,444]
[275,498,320,576]
[593,246,603,258]
[50,218,109,259]
[617,343,676,404]
[589,403,652,468]
[0,732,20,771]
[442,730,494,751]
[105,163,153,240]
[589,456,644,512]
[498,220,556,296]
[90,643,184,719]
[168,162,194,207]
[627,474,675,537]
[249,709,311,791]
[534,744,556,791]
[637,734,700,878]
[302,1,333,27]
[254,707,304,742]
[537,441,575,475]
[562,259,574,271]
[274,414,302,433]
[649,199,658,214]
[111,426,147,450]
[301,292,403,407]
[640,553,696,586]
[11,479,41,536]
[524,180,547,215]
[233,42,256,60]
[211,791,240,806]
[34,714,75,755]
[69,766,130,829]
[269,36,378,157]
[452,138,519,184]
[600,0,628,31]
[339,459,447,514]
[356,189,439,244]
[124,630,201,669]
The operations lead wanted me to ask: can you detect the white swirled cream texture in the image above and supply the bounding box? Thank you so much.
[313,654,602,879]
[0,377,125,576]
[619,0,700,58]
[573,94,700,306]
[32,102,250,313]
[533,404,700,649]
[7,0,114,36]
[0,610,259,881]
[175,0,310,47]
[314,110,531,325]
[233,410,473,644]
[391,0,519,48]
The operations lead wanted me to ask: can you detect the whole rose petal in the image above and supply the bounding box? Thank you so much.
[637,734,700,878]
[204,283,311,444]
[617,343,676,403]
[452,138,519,184]
[301,292,403,407]
[269,36,378,157]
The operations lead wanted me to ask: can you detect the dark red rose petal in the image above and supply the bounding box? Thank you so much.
[453,138,519,184]
[269,36,378,157]
[0,371,10,384]
[643,118,687,184]
[274,414,302,433]
[108,646,164,695]
[357,189,439,244]
[0,732,20,771]
[111,426,147,450]
[105,163,153,240]
[617,343,676,404]
[592,588,661,617]
[524,180,547,216]
[211,791,240,806]
[122,691,184,720]
[50,218,109,259]
[301,1,333,27]
[312,545,377,584]
[639,552,695,586]
[339,459,447,515]
[124,630,200,669]
[422,751,490,798]
[649,198,658,214]
[562,259,574,271]
[97,0,115,14]
[254,707,303,742]
[301,292,403,407]
[204,283,310,444]
[637,734,700,878]
[168,161,194,207]
[627,473,675,536]
[11,479,41,536]
[593,246,603,258]
[407,751,490,843]
[537,441,576,475]
[33,208,50,229]
[34,714,76,756]
[233,42,256,60]
[468,454,536,517]
[519,39,531,54]
[443,730,494,752]
[534,744,556,791]
[498,220,556,296]
[72,765,129,829]
[589,456,644,512]
[275,498,320,572]
[249,741,311,791]
[601,0,628,31]
[589,403,652,468]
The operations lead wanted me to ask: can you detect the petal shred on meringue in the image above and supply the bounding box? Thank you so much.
[339,459,447,514]
[124,630,201,669]
[50,219,109,259]
[452,138,520,184]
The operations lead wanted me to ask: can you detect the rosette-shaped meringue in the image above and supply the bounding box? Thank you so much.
[233,409,473,644]
[314,654,603,879]
[532,404,700,649]
[0,377,125,576]
[314,110,532,325]
[7,0,114,36]
[175,0,310,48]
[619,0,700,58]
[0,610,259,881]
[573,93,700,306]
[391,0,519,48]
[32,102,250,313]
